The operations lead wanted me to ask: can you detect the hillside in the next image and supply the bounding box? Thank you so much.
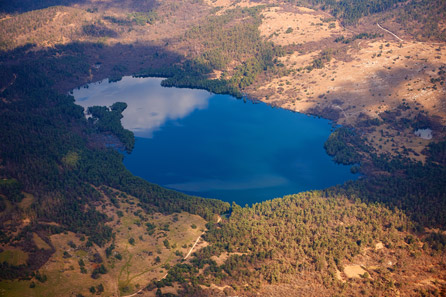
[0,0,445,296]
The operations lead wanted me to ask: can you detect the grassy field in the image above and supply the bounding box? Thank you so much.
[0,250,28,266]
[0,187,207,297]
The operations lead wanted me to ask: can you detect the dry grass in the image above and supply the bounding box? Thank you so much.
[249,35,446,160]
[259,6,342,46]
[0,187,208,297]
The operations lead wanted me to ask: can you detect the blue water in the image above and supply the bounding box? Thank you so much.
[73,76,357,205]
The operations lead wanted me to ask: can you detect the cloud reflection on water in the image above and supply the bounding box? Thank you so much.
[164,174,289,192]
[72,77,212,138]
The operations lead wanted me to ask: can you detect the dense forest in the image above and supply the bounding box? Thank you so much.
[396,0,446,41]
[284,0,404,23]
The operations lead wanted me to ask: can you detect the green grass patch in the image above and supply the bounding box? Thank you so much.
[33,233,51,250]
[0,249,28,266]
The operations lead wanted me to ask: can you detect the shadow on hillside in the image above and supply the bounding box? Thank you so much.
[307,61,445,127]
[0,0,85,13]
[0,0,157,14]
[0,40,184,92]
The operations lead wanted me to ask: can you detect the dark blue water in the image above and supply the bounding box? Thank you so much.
[73,77,357,205]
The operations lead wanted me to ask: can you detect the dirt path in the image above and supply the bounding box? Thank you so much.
[377,23,403,42]
[122,216,221,296]
[184,232,204,260]
[183,216,220,260]
[121,288,143,297]
[120,235,202,297]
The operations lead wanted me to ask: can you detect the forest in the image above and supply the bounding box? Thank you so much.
[284,0,404,23]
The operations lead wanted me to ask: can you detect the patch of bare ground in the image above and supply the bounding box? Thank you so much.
[211,251,247,266]
[335,268,345,282]
[343,264,367,278]
[259,5,343,46]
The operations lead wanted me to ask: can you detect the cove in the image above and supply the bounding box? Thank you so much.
[73,76,357,206]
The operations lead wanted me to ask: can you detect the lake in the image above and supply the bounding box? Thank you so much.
[73,76,357,205]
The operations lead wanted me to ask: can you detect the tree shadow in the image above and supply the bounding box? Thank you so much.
[307,60,445,130]
[1,0,86,13]
[1,0,158,14]
[0,40,184,93]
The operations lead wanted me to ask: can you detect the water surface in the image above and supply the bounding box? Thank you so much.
[73,77,357,205]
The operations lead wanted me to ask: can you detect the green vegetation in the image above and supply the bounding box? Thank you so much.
[103,10,159,27]
[337,152,446,228]
[186,7,284,90]
[82,23,117,38]
[325,128,446,228]
[91,264,107,279]
[307,48,335,71]
[152,193,416,295]
[334,32,381,44]
[0,250,29,266]
[128,11,158,25]
[0,179,24,202]
[1,2,445,295]
[288,0,405,24]
[136,7,283,97]
[285,0,446,40]
[137,61,243,98]
[0,43,229,279]
[0,6,86,51]
[324,127,366,165]
[163,239,171,249]
[87,102,135,153]
[184,7,270,69]
[397,0,446,41]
